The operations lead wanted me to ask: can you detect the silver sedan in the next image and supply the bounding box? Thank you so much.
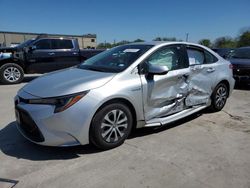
[14,42,235,149]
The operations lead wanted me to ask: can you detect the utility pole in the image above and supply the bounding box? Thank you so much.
[186,33,189,42]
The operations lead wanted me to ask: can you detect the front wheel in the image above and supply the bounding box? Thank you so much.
[90,103,133,150]
[0,63,24,84]
[209,82,229,112]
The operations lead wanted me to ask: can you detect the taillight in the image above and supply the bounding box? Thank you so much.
[229,64,234,69]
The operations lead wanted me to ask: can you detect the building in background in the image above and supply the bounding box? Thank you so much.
[0,31,97,48]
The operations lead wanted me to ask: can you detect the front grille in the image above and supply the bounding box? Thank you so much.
[16,107,44,142]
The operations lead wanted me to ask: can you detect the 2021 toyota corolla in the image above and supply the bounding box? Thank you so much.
[14,42,235,149]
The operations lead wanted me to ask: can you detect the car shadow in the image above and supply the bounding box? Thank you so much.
[0,121,102,161]
[1,110,209,161]
[128,112,203,139]
[234,83,250,91]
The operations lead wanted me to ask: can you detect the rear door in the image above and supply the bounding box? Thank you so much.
[140,44,191,121]
[185,45,219,106]
[50,39,80,69]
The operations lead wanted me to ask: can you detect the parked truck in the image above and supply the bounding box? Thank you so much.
[0,37,104,84]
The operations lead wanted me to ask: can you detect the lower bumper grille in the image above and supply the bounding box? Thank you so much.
[16,107,45,142]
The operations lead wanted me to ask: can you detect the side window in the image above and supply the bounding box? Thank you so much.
[51,39,74,49]
[146,45,187,71]
[35,39,51,49]
[204,50,218,64]
[187,49,204,65]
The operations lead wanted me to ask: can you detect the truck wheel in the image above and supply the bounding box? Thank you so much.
[0,63,24,84]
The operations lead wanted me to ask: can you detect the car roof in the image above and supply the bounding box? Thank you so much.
[129,41,207,48]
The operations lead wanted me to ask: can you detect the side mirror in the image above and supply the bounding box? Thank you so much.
[146,64,169,79]
[148,64,169,75]
[29,45,36,52]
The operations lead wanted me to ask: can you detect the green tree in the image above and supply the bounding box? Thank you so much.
[237,31,250,47]
[213,37,236,48]
[162,37,177,41]
[153,37,162,41]
[133,39,145,42]
[153,37,179,41]
[97,42,112,49]
[198,39,212,47]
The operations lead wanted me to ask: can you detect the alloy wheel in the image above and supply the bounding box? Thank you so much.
[101,109,128,143]
[3,67,21,82]
[215,86,227,108]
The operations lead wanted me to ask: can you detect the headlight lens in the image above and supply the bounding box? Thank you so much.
[28,91,89,113]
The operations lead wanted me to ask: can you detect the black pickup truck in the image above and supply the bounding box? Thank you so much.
[0,37,104,84]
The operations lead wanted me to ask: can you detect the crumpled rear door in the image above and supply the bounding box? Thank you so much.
[185,47,218,106]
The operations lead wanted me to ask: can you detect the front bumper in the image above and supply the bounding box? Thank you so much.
[14,90,98,146]
[233,75,250,83]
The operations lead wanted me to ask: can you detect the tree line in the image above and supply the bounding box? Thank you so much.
[97,29,250,49]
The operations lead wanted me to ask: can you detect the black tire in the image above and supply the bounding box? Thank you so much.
[90,103,133,150]
[209,82,229,112]
[0,63,24,84]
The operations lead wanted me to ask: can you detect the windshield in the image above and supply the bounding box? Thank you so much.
[228,48,250,59]
[78,44,153,73]
[17,39,35,48]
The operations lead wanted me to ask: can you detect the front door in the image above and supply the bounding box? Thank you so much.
[139,44,190,121]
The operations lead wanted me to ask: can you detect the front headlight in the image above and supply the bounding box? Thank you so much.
[28,91,89,113]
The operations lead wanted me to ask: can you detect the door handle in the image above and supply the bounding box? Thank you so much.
[73,52,78,55]
[48,52,55,55]
[207,67,215,73]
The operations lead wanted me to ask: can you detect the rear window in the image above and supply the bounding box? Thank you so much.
[204,50,218,63]
[51,39,74,49]
[187,49,204,65]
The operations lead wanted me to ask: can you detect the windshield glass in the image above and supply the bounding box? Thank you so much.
[78,44,153,73]
[17,39,35,48]
[229,48,250,59]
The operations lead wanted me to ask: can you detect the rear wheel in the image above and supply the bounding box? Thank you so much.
[90,103,133,150]
[210,82,228,112]
[0,63,24,84]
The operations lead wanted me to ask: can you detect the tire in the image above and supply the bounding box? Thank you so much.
[209,82,229,112]
[0,63,24,84]
[90,103,133,150]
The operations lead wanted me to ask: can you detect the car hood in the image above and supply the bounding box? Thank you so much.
[229,58,250,66]
[21,68,116,98]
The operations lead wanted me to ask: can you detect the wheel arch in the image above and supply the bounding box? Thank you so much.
[90,97,138,133]
[215,80,230,97]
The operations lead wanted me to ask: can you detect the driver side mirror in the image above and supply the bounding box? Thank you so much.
[29,45,37,52]
[148,64,169,75]
[146,63,169,79]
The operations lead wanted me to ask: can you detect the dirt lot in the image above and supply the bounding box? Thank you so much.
[0,76,250,188]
